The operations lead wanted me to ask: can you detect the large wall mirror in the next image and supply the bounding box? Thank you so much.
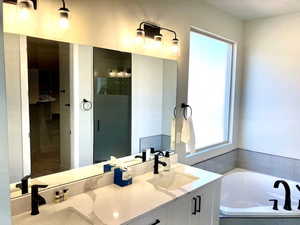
[4,33,178,198]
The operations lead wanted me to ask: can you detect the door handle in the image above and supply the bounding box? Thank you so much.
[192,197,197,215]
[97,120,100,132]
[151,219,160,225]
[197,195,201,213]
[65,103,70,107]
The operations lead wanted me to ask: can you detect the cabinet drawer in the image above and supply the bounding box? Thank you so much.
[127,206,168,225]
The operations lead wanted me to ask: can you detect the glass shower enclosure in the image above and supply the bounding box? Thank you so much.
[93,47,132,163]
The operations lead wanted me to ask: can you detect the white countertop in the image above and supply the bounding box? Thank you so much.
[12,163,222,225]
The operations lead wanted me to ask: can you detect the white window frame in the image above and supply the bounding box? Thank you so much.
[183,27,238,164]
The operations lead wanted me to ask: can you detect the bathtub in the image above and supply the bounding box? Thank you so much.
[221,168,300,217]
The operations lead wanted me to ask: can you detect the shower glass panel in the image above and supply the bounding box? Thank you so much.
[93,48,131,163]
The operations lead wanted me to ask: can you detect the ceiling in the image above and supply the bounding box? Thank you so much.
[203,0,300,20]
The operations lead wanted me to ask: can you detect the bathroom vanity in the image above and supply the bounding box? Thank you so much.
[12,163,221,225]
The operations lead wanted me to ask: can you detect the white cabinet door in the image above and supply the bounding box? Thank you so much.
[167,195,191,225]
[190,180,221,225]
[127,206,168,225]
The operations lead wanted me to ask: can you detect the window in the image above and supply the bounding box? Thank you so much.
[188,30,234,150]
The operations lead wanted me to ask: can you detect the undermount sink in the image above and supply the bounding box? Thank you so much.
[14,207,92,225]
[147,171,198,190]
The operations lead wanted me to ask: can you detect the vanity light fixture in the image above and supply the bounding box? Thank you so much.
[135,21,180,53]
[17,0,37,20]
[58,0,70,29]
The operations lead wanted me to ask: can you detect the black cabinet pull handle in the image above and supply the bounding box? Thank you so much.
[151,219,160,225]
[65,103,70,107]
[197,195,201,213]
[97,120,100,132]
[192,197,197,215]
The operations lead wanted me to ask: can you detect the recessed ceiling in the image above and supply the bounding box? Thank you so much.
[203,0,300,20]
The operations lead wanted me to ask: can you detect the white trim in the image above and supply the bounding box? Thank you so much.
[70,44,80,168]
[19,35,31,176]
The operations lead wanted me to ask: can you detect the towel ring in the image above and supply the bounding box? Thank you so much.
[81,99,93,111]
[173,106,177,119]
[181,103,192,120]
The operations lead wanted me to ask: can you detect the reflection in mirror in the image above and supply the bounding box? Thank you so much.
[4,33,178,198]
[93,48,132,162]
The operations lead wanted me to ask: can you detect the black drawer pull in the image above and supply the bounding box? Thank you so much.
[151,219,160,225]
[97,120,100,132]
[192,197,197,215]
[197,195,201,213]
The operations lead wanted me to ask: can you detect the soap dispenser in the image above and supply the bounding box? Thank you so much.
[114,162,132,187]
[164,151,171,172]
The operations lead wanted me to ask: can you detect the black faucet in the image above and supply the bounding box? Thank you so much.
[154,154,167,174]
[16,174,31,194]
[135,151,147,162]
[274,180,292,211]
[31,184,48,215]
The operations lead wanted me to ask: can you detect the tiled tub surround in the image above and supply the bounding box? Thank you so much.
[194,149,300,182]
[11,154,178,216]
[193,150,238,174]
[139,134,171,152]
[12,163,222,225]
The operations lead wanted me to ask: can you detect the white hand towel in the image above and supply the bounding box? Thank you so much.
[181,117,196,153]
[170,118,176,150]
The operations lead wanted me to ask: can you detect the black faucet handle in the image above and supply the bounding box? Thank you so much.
[21,174,31,182]
[269,199,278,210]
[150,148,155,154]
[31,184,48,192]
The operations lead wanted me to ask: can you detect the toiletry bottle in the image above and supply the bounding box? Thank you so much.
[164,152,171,172]
[63,188,69,201]
[55,191,61,203]
[146,148,151,161]
[149,147,155,160]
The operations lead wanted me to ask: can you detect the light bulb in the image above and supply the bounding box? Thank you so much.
[135,28,145,45]
[18,0,33,20]
[171,38,179,53]
[154,34,163,48]
[59,8,70,29]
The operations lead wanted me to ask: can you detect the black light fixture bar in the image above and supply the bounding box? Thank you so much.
[3,0,18,4]
[4,0,38,10]
[138,21,178,40]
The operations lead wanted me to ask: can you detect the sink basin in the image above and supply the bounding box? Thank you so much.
[14,207,92,225]
[147,172,198,190]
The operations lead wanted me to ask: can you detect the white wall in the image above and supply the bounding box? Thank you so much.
[77,45,93,167]
[3,0,244,164]
[239,13,300,159]
[132,54,164,154]
[0,2,12,224]
[162,60,177,135]
[3,33,23,183]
